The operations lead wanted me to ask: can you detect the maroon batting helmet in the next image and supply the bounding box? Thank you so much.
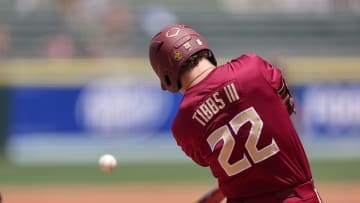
[149,24,216,92]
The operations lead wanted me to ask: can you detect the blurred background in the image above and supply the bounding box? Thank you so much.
[0,0,359,203]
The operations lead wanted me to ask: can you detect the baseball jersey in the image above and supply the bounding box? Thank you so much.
[172,54,313,199]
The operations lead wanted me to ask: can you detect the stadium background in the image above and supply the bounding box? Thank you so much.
[0,0,360,202]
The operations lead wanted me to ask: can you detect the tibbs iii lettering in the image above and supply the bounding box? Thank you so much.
[192,83,240,126]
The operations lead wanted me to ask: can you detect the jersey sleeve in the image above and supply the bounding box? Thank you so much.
[172,122,209,167]
[255,55,296,114]
[173,134,209,167]
[255,55,284,91]
[183,143,209,167]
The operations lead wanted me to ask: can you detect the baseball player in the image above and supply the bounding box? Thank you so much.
[149,24,322,203]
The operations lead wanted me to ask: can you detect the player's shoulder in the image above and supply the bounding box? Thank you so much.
[227,53,266,70]
[235,53,265,62]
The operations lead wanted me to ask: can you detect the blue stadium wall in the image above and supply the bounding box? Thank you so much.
[2,58,360,164]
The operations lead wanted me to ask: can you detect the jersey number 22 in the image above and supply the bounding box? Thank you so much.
[207,107,280,176]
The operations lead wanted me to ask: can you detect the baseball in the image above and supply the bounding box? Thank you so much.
[98,154,117,173]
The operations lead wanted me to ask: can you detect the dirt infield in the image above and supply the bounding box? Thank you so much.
[1,182,359,203]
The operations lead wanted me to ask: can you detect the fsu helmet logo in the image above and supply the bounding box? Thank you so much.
[166,27,180,38]
[173,51,183,61]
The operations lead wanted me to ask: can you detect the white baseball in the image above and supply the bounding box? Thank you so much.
[98,154,117,173]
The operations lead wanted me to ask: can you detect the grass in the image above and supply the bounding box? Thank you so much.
[0,160,213,185]
[0,159,359,185]
[310,159,360,182]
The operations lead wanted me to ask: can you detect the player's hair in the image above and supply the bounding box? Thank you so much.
[179,50,213,76]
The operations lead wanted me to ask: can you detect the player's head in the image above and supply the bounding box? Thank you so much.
[149,24,216,92]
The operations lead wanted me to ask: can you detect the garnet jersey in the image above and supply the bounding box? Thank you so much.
[172,54,313,199]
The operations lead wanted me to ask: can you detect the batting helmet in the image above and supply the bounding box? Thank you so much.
[149,24,216,92]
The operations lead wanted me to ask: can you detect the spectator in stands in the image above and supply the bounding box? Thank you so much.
[44,33,74,59]
[55,0,135,58]
[0,24,11,60]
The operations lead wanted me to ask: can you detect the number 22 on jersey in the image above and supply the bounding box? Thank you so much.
[207,107,280,176]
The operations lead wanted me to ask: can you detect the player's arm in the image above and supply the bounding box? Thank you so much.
[256,55,295,115]
[277,79,296,114]
[195,187,225,203]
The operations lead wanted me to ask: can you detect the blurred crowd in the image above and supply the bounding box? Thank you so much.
[220,0,360,14]
[0,0,359,60]
[0,0,141,59]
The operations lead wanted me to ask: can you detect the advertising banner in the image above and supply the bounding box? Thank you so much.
[292,84,360,138]
[8,81,360,163]
[10,79,182,136]
[8,79,185,163]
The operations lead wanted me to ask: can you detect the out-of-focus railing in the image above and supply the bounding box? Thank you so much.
[0,0,359,59]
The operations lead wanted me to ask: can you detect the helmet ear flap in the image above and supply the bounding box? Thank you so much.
[163,74,182,91]
[164,75,171,86]
[208,51,217,66]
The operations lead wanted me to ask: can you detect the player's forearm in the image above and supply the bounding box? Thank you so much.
[277,79,296,115]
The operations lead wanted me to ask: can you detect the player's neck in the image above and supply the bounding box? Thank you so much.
[180,59,215,93]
